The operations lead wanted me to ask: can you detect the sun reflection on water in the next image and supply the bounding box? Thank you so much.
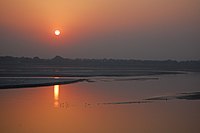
[54,85,59,107]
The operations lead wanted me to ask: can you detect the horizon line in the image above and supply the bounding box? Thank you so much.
[0,55,200,62]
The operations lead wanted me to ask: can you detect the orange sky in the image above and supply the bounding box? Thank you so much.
[0,0,200,59]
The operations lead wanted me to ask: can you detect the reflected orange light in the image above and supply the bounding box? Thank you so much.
[54,85,59,107]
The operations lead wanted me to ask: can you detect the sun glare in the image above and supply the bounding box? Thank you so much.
[54,30,60,36]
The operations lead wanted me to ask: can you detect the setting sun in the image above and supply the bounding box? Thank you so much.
[54,30,61,36]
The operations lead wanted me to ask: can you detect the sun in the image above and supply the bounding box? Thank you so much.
[54,30,61,36]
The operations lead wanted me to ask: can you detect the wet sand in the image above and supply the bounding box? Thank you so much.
[0,76,159,89]
[0,78,86,89]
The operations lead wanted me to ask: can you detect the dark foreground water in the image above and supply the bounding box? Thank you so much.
[0,73,200,133]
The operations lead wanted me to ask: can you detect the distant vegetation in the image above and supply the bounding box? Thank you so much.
[0,56,200,72]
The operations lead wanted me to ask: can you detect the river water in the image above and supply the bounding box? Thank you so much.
[0,73,200,133]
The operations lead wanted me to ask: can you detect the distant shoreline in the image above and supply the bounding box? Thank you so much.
[1,56,200,73]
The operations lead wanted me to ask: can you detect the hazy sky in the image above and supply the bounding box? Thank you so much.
[0,0,200,60]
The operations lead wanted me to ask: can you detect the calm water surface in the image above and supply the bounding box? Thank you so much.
[0,73,200,133]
